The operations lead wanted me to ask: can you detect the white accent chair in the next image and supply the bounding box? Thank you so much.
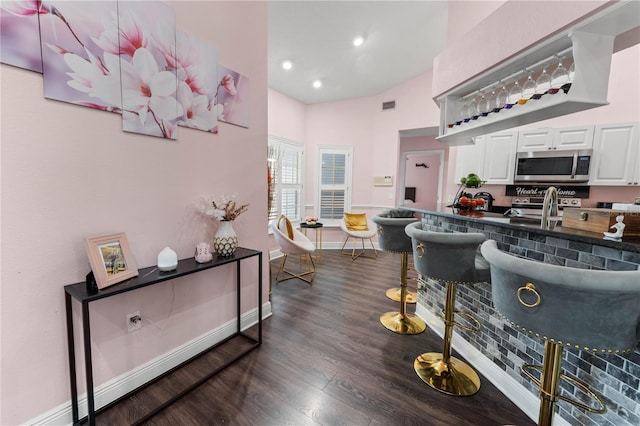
[340,215,377,260]
[271,215,315,284]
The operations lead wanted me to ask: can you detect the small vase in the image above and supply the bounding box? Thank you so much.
[213,220,238,257]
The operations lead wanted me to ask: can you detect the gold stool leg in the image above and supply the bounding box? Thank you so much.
[380,253,426,335]
[414,281,480,396]
[537,342,563,426]
[385,287,418,303]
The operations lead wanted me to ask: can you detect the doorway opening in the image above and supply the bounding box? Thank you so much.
[398,127,446,212]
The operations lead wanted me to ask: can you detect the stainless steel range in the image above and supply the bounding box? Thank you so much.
[505,184,589,217]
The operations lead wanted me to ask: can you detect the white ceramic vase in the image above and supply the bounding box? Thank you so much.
[213,221,238,257]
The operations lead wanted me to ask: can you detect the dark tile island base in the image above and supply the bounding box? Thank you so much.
[406,208,640,426]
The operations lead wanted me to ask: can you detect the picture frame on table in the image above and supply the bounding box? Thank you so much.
[86,233,138,289]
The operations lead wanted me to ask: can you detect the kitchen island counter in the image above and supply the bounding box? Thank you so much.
[401,206,640,426]
[400,206,640,269]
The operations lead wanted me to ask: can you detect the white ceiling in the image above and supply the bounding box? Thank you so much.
[268,1,449,105]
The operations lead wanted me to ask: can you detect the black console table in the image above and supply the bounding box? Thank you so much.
[64,247,262,425]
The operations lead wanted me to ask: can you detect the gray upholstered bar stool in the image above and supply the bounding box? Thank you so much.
[372,210,425,335]
[405,222,489,396]
[481,240,640,426]
[373,209,420,304]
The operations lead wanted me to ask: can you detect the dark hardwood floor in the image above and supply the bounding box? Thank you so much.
[97,250,535,425]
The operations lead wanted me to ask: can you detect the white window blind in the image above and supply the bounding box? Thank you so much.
[317,146,352,224]
[268,137,304,223]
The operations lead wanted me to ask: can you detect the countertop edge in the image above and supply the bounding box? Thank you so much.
[400,206,640,253]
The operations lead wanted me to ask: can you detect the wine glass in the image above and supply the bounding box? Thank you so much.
[520,72,536,104]
[549,59,569,94]
[507,80,521,108]
[496,83,509,111]
[461,100,471,123]
[487,89,502,112]
[469,96,479,120]
[486,90,498,114]
[534,67,551,99]
[568,60,575,82]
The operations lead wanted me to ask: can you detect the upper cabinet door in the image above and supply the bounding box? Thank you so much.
[590,123,639,186]
[483,132,518,184]
[517,129,553,152]
[553,126,594,150]
[455,136,486,182]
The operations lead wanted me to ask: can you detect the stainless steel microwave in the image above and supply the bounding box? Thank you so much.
[514,149,592,183]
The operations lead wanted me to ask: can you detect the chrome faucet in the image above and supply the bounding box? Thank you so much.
[541,186,559,230]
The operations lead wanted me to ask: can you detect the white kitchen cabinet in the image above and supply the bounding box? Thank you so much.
[455,136,485,182]
[553,125,594,150]
[589,122,639,186]
[517,129,554,151]
[455,132,517,185]
[517,126,593,152]
[483,132,518,183]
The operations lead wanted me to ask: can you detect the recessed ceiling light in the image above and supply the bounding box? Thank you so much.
[353,36,364,47]
[312,80,322,89]
[281,60,293,70]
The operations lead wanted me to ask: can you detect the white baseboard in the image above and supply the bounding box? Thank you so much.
[29,302,272,426]
[415,304,571,426]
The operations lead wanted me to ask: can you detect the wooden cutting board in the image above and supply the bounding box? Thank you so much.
[562,208,640,243]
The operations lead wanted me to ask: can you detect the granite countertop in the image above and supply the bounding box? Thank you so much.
[400,206,640,253]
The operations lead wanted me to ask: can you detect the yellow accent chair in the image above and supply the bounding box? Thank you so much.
[340,213,377,260]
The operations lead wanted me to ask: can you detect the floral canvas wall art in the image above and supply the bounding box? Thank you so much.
[216,65,250,129]
[0,0,245,141]
[176,31,219,133]
[118,1,179,139]
[0,1,45,72]
[40,1,122,112]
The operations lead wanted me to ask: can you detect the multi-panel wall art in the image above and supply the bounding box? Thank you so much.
[0,0,249,138]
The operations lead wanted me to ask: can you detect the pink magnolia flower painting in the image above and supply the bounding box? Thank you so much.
[215,65,250,129]
[1,0,224,140]
[175,31,219,133]
[0,0,47,72]
[117,1,179,139]
[39,2,121,111]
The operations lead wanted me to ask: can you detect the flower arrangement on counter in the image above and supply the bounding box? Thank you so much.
[200,195,249,222]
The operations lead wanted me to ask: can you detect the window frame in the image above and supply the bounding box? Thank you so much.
[268,136,305,227]
[315,145,353,226]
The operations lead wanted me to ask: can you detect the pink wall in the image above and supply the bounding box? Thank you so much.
[0,2,268,423]
[445,1,505,46]
[268,88,306,142]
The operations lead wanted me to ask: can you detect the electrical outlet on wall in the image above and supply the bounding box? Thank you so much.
[127,311,141,332]
[448,195,455,203]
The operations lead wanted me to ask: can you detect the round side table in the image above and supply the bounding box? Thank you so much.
[300,222,323,262]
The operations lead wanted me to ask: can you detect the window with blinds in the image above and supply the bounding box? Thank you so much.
[317,146,352,224]
[268,137,304,223]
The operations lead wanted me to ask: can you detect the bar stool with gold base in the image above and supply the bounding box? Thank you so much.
[481,240,640,426]
[372,210,425,335]
[405,222,489,396]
